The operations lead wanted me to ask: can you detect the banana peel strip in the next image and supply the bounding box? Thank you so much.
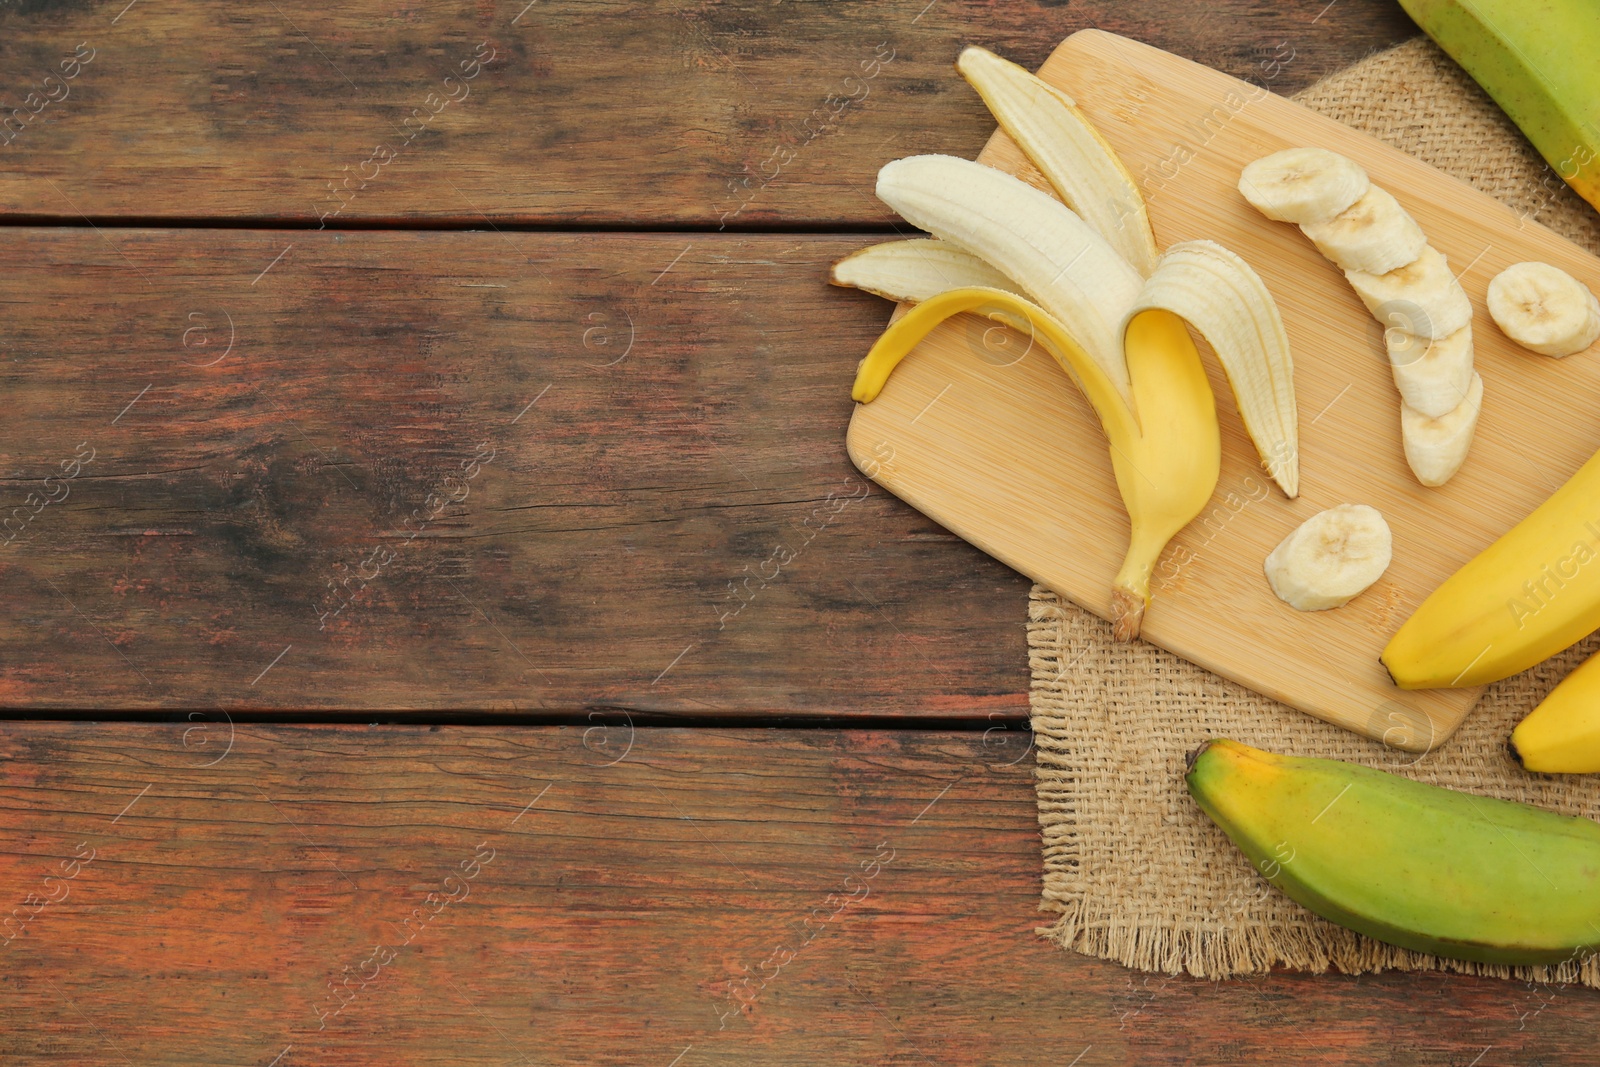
[851,286,1221,642]
[1126,240,1299,498]
[957,45,1161,278]
[829,239,1019,305]
[850,287,1137,445]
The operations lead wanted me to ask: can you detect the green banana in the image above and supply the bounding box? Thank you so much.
[1187,738,1600,965]
[1398,0,1600,215]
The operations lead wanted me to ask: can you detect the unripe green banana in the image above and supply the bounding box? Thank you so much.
[1398,0,1600,215]
[1187,738,1600,965]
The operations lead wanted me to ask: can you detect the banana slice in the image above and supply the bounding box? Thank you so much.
[1486,261,1600,357]
[830,239,1018,304]
[1264,504,1393,611]
[1387,325,1475,419]
[1238,148,1370,225]
[1300,186,1427,275]
[1345,245,1473,340]
[1401,371,1484,487]
[876,155,1145,401]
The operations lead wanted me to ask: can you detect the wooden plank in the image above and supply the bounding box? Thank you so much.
[0,721,1594,1065]
[849,30,1600,748]
[0,0,1415,225]
[0,228,1027,714]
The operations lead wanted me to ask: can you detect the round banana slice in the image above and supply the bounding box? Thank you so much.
[1486,261,1600,357]
[1386,325,1475,419]
[1264,504,1393,612]
[1401,371,1484,488]
[1345,245,1473,340]
[1300,186,1427,275]
[1238,148,1369,225]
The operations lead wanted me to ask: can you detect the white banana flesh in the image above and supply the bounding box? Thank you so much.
[876,154,1144,401]
[956,45,1160,278]
[1486,261,1600,357]
[1242,145,1485,486]
[830,239,1018,304]
[1345,245,1473,341]
[1387,325,1475,418]
[1239,148,1370,224]
[1401,371,1484,487]
[1300,186,1427,275]
[1264,504,1393,611]
[1125,240,1299,497]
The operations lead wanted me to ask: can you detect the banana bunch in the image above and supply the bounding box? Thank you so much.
[832,46,1300,639]
[1239,149,1482,487]
[1188,738,1600,965]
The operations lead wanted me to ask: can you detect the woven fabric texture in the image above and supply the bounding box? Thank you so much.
[1030,34,1600,985]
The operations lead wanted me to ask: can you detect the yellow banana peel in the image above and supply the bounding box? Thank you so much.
[852,286,1220,640]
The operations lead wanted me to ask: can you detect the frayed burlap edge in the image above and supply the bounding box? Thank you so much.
[1030,36,1600,986]
[1031,589,1600,987]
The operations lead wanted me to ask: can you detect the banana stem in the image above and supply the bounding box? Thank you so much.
[1110,586,1144,642]
[1111,527,1166,641]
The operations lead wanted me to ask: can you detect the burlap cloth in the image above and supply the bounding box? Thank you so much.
[1030,36,1600,986]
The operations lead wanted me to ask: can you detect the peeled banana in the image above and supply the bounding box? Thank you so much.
[1487,261,1600,358]
[1123,240,1298,498]
[1382,444,1600,689]
[876,154,1144,401]
[956,45,1161,278]
[1189,738,1600,965]
[830,239,1017,304]
[1264,504,1392,611]
[851,285,1219,640]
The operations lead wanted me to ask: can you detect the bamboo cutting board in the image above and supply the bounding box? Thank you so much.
[846,30,1600,751]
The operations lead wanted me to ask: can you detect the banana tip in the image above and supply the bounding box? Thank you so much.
[1184,739,1215,775]
[1507,735,1526,769]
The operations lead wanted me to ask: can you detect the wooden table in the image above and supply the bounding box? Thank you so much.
[2,1,1594,1062]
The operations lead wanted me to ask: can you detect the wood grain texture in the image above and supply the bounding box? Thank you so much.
[0,0,1415,225]
[848,30,1600,749]
[0,721,1596,1066]
[0,229,1029,714]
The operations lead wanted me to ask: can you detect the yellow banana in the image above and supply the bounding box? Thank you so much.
[852,286,1219,640]
[1189,738,1600,965]
[1382,446,1600,689]
[1509,649,1600,773]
